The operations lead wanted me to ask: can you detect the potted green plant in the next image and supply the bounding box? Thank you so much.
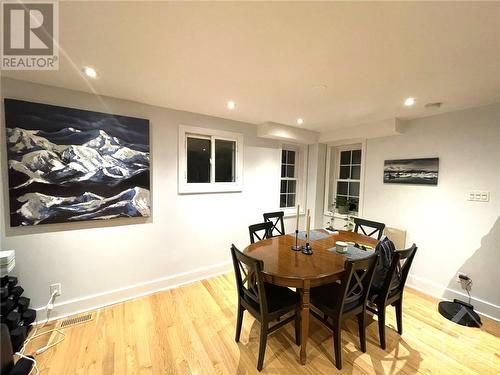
[343,215,355,231]
[335,196,350,214]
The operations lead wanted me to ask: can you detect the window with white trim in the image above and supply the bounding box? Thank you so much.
[178,126,243,193]
[324,143,364,219]
[335,148,361,213]
[280,148,297,208]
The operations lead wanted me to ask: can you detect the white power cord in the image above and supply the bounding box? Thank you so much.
[15,290,66,372]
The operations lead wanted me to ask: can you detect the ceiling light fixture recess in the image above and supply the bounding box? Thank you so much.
[226,100,236,110]
[404,97,416,106]
[297,118,304,125]
[424,102,443,109]
[82,66,97,79]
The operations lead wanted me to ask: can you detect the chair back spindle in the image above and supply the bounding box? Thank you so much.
[354,218,386,240]
[335,254,378,315]
[230,244,268,316]
[263,211,285,237]
[249,222,273,244]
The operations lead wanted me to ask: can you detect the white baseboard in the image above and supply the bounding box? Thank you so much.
[407,274,500,322]
[35,261,233,323]
[36,266,499,324]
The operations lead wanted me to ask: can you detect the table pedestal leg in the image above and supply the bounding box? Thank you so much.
[300,285,310,365]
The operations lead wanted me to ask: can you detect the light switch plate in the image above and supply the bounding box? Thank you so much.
[468,190,490,202]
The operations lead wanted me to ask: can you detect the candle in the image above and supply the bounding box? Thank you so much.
[306,214,311,243]
[295,204,300,232]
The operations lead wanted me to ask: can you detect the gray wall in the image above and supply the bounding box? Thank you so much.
[0,78,306,317]
[363,104,500,319]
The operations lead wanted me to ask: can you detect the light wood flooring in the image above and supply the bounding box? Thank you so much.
[26,273,500,374]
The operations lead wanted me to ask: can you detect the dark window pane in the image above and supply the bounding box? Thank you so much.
[340,151,351,165]
[280,180,287,193]
[287,180,296,194]
[187,137,211,183]
[349,182,360,196]
[287,150,296,165]
[281,165,286,178]
[215,139,235,182]
[286,165,295,178]
[352,149,362,164]
[288,194,296,207]
[337,181,348,195]
[281,150,287,163]
[280,194,287,208]
[351,165,361,180]
[349,198,359,212]
[339,166,350,179]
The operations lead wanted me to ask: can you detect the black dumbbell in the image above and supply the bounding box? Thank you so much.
[0,275,8,287]
[7,277,18,291]
[0,299,16,316]
[22,309,36,326]
[10,286,24,301]
[10,325,28,352]
[6,311,21,330]
[16,297,30,314]
[0,287,8,302]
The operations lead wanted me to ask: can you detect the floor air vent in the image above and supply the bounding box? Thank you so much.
[60,313,93,328]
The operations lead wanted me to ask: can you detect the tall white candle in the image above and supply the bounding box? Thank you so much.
[295,204,300,232]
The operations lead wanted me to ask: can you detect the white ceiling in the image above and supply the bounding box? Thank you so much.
[3,2,500,132]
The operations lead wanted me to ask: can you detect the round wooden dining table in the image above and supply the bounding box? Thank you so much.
[243,229,379,365]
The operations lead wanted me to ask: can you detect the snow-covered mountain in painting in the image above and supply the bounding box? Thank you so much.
[7,127,148,188]
[17,187,150,225]
[4,99,150,226]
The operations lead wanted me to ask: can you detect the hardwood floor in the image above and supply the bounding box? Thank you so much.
[27,273,500,374]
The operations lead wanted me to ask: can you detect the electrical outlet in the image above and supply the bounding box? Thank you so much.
[50,283,62,297]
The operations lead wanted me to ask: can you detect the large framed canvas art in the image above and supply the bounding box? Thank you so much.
[4,99,150,226]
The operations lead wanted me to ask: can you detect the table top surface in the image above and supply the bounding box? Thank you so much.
[243,230,379,287]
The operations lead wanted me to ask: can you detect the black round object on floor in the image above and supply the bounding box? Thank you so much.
[438,300,481,327]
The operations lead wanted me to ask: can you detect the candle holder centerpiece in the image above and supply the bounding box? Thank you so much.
[291,229,301,251]
[302,208,313,255]
[291,205,302,251]
[302,241,313,255]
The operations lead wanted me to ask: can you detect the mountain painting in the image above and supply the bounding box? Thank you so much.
[4,99,150,226]
[384,158,439,185]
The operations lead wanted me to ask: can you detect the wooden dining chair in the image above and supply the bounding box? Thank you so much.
[231,245,300,371]
[263,211,285,237]
[310,253,378,370]
[367,244,417,349]
[249,222,273,244]
[354,217,386,240]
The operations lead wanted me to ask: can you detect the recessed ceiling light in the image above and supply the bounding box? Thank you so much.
[297,118,304,125]
[226,100,236,110]
[83,66,97,79]
[404,97,416,106]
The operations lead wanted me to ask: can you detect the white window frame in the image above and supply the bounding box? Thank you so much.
[178,125,244,194]
[280,143,307,216]
[323,141,366,219]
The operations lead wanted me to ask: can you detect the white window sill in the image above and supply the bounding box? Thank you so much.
[323,211,359,219]
[178,182,243,194]
[282,209,307,218]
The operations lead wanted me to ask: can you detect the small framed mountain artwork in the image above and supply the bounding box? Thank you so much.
[4,99,150,226]
[383,158,439,185]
